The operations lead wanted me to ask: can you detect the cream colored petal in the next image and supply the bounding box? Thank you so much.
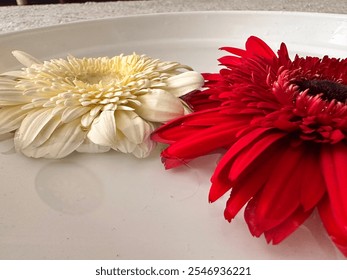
[17,118,86,158]
[0,79,17,87]
[76,138,111,153]
[87,110,117,148]
[0,70,25,77]
[157,61,191,72]
[134,89,185,122]
[61,106,90,123]
[24,116,62,148]
[0,89,32,105]
[115,110,152,144]
[15,108,56,150]
[165,71,204,97]
[0,106,29,134]
[81,113,96,128]
[114,130,137,154]
[12,50,41,67]
[131,138,156,158]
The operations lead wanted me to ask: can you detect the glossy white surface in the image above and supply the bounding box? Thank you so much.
[0,12,346,259]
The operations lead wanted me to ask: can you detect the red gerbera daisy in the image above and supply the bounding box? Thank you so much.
[152,36,347,257]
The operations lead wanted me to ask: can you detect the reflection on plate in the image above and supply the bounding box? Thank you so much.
[0,11,346,259]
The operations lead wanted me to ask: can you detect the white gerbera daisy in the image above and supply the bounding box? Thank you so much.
[0,51,204,158]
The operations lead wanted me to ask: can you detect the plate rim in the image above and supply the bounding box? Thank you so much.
[1,10,347,38]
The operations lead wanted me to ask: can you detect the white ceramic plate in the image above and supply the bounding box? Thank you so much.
[0,11,346,260]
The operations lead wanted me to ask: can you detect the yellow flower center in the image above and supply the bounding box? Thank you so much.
[76,72,119,85]
[20,55,164,112]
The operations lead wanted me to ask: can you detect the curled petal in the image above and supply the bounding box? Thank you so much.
[87,110,117,148]
[132,137,156,158]
[115,131,137,154]
[165,71,204,97]
[264,207,313,245]
[243,195,312,243]
[134,89,185,122]
[115,110,153,145]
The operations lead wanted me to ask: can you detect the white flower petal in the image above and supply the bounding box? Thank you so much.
[12,50,41,67]
[114,131,137,154]
[18,118,86,158]
[0,79,18,87]
[0,106,29,134]
[23,116,62,149]
[115,110,152,144]
[15,108,56,150]
[134,89,185,122]
[165,71,204,97]
[81,113,96,128]
[131,137,156,158]
[156,61,190,72]
[0,71,25,77]
[76,138,110,153]
[87,110,117,147]
[52,106,65,116]
[0,89,32,105]
[61,106,90,123]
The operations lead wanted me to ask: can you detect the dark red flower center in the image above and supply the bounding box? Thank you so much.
[294,79,347,103]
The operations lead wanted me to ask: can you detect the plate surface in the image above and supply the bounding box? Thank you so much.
[0,11,346,260]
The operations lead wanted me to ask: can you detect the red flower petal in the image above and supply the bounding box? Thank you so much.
[318,197,347,257]
[160,122,242,169]
[219,46,247,57]
[220,36,276,61]
[264,207,313,245]
[209,127,274,202]
[244,195,263,237]
[224,143,282,221]
[245,36,277,60]
[299,146,326,211]
[277,42,291,65]
[218,55,242,67]
[251,143,304,232]
[246,194,313,244]
[228,130,286,181]
[152,108,228,144]
[320,143,347,230]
